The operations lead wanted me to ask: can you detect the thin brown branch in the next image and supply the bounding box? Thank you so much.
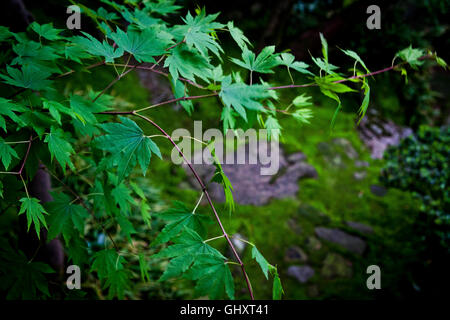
[132,111,255,300]
[268,54,433,90]
[93,63,140,102]
[18,135,33,175]
[112,63,206,89]
[134,93,218,113]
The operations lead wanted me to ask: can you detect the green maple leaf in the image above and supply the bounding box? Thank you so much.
[12,41,60,65]
[30,22,63,41]
[94,116,162,181]
[172,11,223,58]
[46,192,89,244]
[91,249,125,280]
[209,145,235,214]
[145,0,181,15]
[220,106,236,132]
[0,137,19,170]
[264,115,282,141]
[44,126,75,172]
[231,46,280,74]
[394,45,425,69]
[42,99,75,125]
[69,94,108,125]
[153,227,224,281]
[111,182,134,214]
[292,109,313,124]
[138,253,150,282]
[110,28,170,63]
[219,75,271,121]
[292,93,313,107]
[315,75,356,94]
[152,201,211,245]
[72,32,124,63]
[103,268,130,299]
[171,77,194,114]
[311,56,339,75]
[251,246,270,279]
[320,32,328,63]
[270,266,284,300]
[186,254,235,300]
[340,48,370,74]
[0,26,13,42]
[276,52,313,76]
[0,65,52,90]
[0,247,53,299]
[66,235,89,266]
[0,98,26,132]
[65,44,93,63]
[315,75,357,128]
[116,214,137,243]
[121,8,162,30]
[177,8,224,33]
[227,21,251,50]
[164,45,213,82]
[140,200,152,228]
[96,7,119,20]
[18,197,49,239]
[357,81,370,125]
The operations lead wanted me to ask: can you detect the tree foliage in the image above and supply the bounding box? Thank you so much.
[0,0,445,300]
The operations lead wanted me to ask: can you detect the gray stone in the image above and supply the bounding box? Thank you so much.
[287,265,315,284]
[332,138,359,159]
[370,185,387,197]
[298,204,330,225]
[284,246,308,263]
[286,152,306,163]
[305,236,322,251]
[287,218,302,235]
[345,221,374,234]
[355,160,369,168]
[231,233,247,254]
[353,171,367,181]
[321,253,353,279]
[314,227,366,255]
[358,116,413,159]
[183,142,318,206]
[307,285,320,297]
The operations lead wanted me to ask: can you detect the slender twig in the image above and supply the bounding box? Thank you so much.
[268,55,433,90]
[110,63,206,89]
[54,60,106,79]
[5,140,31,144]
[132,111,255,300]
[18,135,33,175]
[166,38,186,51]
[192,192,204,214]
[134,93,218,113]
[93,63,140,102]
[204,234,225,243]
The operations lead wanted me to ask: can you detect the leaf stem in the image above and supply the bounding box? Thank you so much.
[20,174,29,198]
[204,234,225,243]
[192,192,204,214]
[225,261,241,266]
